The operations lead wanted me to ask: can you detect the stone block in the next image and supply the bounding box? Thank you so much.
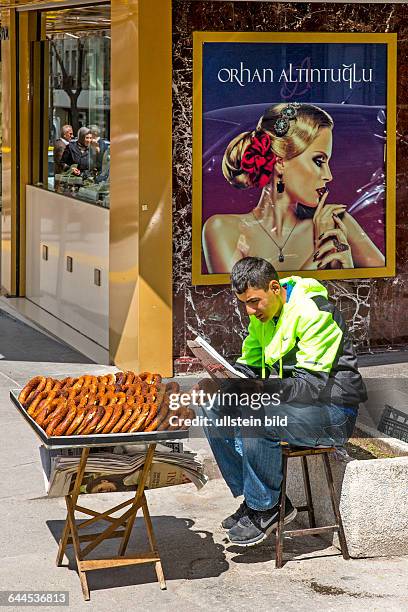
[286,453,408,557]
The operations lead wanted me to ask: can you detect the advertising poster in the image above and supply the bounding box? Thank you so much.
[192,33,396,285]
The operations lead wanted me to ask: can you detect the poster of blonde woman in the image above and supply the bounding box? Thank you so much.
[192,33,396,285]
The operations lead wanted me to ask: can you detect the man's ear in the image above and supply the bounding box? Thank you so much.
[269,279,281,293]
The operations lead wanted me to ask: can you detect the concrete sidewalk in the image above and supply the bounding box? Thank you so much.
[1,310,408,610]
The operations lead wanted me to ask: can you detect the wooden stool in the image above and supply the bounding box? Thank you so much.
[275,446,349,568]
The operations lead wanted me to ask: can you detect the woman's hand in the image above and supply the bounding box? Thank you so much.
[313,190,347,249]
[313,215,354,269]
[72,167,81,176]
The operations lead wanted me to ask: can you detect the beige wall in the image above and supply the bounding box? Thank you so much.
[26,186,109,348]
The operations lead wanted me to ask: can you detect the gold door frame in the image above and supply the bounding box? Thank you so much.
[1,0,174,374]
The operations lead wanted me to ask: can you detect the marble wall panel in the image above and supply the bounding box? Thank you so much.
[172,1,408,370]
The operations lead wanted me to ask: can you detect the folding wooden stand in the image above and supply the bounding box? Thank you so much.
[56,443,166,601]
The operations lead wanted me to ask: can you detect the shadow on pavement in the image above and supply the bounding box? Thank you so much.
[227,535,338,565]
[47,515,228,589]
[0,310,93,363]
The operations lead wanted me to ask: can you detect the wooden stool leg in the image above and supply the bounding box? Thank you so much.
[66,496,90,601]
[322,453,350,560]
[142,495,166,590]
[301,456,316,528]
[275,452,288,569]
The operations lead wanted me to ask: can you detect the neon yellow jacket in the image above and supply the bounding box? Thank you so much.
[236,276,367,406]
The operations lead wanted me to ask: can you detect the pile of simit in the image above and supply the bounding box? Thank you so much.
[18,372,191,436]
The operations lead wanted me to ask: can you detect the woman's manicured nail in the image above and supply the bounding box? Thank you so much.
[318,233,324,240]
[313,251,319,261]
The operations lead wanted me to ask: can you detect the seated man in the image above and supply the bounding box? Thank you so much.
[203,256,367,547]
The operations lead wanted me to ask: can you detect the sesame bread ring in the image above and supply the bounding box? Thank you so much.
[42,398,67,427]
[114,371,126,389]
[124,371,136,386]
[144,392,158,405]
[157,412,172,431]
[19,376,47,406]
[104,390,119,406]
[121,403,144,432]
[25,376,54,414]
[98,373,115,385]
[35,400,59,429]
[145,401,169,432]
[51,380,63,395]
[114,392,127,405]
[128,403,150,433]
[123,382,142,397]
[31,389,59,419]
[168,407,191,431]
[65,406,88,435]
[144,402,160,429]
[45,403,69,436]
[73,393,90,409]
[69,376,85,394]
[76,406,98,435]
[140,372,162,385]
[27,390,48,417]
[95,383,107,396]
[181,408,195,430]
[94,391,107,406]
[53,402,78,436]
[43,377,54,394]
[101,404,123,433]
[139,371,155,385]
[165,381,180,395]
[82,405,106,435]
[61,377,76,391]
[111,404,134,433]
[82,375,94,387]
[94,404,114,433]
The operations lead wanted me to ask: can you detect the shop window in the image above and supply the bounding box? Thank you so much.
[47,30,110,207]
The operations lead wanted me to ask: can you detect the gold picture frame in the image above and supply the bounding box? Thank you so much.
[192,32,397,285]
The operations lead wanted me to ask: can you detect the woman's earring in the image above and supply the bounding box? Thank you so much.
[277,174,285,194]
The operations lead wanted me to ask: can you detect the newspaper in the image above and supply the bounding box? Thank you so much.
[187,335,247,380]
[39,442,207,497]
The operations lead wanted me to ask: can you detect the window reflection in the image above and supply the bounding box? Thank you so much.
[48,31,110,207]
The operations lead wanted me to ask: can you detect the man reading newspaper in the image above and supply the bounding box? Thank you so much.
[201,256,367,547]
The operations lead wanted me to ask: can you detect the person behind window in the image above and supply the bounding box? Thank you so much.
[89,124,109,171]
[95,146,110,184]
[61,126,95,176]
[53,124,73,175]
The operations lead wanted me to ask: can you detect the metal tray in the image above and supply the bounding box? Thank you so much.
[10,390,189,449]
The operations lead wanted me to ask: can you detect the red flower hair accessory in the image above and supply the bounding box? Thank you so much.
[241,131,277,188]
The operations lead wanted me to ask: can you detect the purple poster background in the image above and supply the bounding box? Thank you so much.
[200,41,387,274]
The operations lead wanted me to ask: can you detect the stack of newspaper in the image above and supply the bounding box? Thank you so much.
[40,442,207,497]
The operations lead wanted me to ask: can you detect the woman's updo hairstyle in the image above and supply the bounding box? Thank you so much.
[222,103,334,189]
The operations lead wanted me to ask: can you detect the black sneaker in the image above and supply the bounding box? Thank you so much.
[227,497,297,547]
[221,500,248,530]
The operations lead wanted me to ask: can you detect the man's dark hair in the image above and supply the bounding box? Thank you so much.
[231,257,279,293]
